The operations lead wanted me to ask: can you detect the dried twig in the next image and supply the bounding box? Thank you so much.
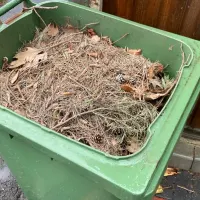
[112,33,129,45]
[33,7,47,27]
[80,22,100,31]
[23,6,58,11]
[177,185,195,193]
[53,107,108,129]
[23,5,58,27]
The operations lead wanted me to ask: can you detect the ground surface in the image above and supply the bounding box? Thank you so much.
[0,157,27,200]
[156,170,200,200]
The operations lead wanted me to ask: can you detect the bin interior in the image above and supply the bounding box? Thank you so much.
[0,0,193,143]
[0,1,199,200]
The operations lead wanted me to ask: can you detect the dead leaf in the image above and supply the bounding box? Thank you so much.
[145,92,165,100]
[153,197,166,200]
[145,80,176,100]
[88,28,95,33]
[87,52,98,58]
[91,35,100,44]
[87,28,96,37]
[62,92,75,95]
[164,168,178,177]
[10,70,19,84]
[121,84,136,93]
[149,78,163,89]
[148,66,155,79]
[156,64,164,73]
[31,51,47,68]
[148,64,164,79]
[156,185,163,194]
[126,138,139,153]
[47,23,59,37]
[9,47,47,69]
[127,49,142,55]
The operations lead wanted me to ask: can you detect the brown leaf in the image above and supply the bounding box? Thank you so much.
[88,28,96,34]
[153,197,166,200]
[164,168,178,177]
[145,80,176,100]
[149,78,163,89]
[121,84,136,93]
[127,49,142,55]
[91,35,100,44]
[145,92,165,100]
[10,70,19,84]
[156,64,164,73]
[148,66,155,79]
[31,51,47,68]
[62,92,75,95]
[87,28,96,37]
[148,64,164,79]
[156,185,163,194]
[47,23,59,37]
[9,47,47,69]
[87,52,98,58]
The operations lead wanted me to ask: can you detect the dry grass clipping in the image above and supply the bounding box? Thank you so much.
[0,24,163,156]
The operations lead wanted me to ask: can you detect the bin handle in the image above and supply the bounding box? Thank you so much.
[0,0,34,17]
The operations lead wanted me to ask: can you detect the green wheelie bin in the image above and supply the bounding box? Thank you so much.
[0,0,199,199]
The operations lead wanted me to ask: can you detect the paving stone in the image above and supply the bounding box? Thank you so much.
[168,138,194,170]
[191,146,200,173]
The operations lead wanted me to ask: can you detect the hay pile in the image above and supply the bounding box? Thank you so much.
[0,24,175,155]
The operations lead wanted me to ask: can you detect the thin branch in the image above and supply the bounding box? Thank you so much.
[80,22,100,31]
[33,8,46,27]
[23,6,58,11]
[53,107,108,129]
[22,5,58,27]
[112,33,129,45]
[177,185,195,193]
